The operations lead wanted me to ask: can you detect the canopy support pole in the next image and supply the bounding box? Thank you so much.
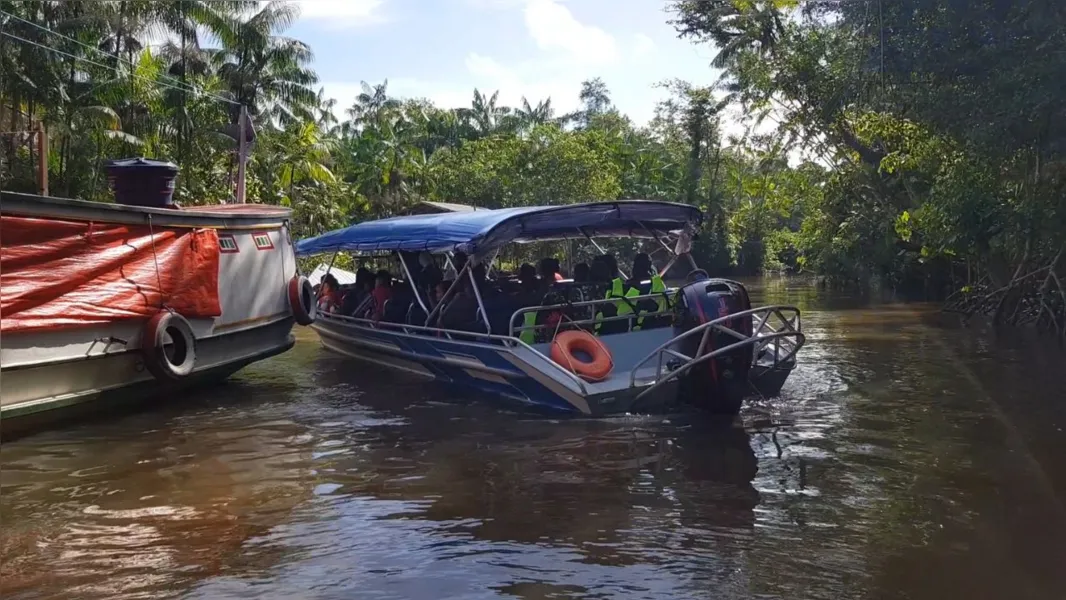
[637,221,677,257]
[484,247,502,278]
[658,255,678,279]
[468,262,491,334]
[397,251,430,317]
[579,227,628,280]
[425,262,470,327]
[443,254,455,275]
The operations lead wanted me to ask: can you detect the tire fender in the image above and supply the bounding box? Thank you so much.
[141,311,197,381]
[288,275,316,326]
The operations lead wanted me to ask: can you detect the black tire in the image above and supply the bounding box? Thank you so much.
[141,311,197,381]
[288,275,316,326]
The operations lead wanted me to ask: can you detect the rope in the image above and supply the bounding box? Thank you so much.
[285,221,303,277]
[146,214,167,310]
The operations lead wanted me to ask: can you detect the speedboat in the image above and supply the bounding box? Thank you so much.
[295,201,805,416]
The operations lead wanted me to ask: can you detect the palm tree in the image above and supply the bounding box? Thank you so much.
[669,0,785,69]
[313,87,340,133]
[211,0,319,125]
[345,79,400,130]
[513,96,555,132]
[278,120,335,202]
[461,89,513,137]
[154,2,249,157]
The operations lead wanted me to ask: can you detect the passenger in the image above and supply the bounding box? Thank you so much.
[318,273,342,313]
[630,252,669,328]
[441,275,482,331]
[630,253,653,293]
[341,267,374,315]
[590,255,614,283]
[518,263,538,294]
[370,270,393,321]
[594,254,638,335]
[418,252,443,289]
[432,280,451,307]
[539,257,563,283]
[572,262,590,283]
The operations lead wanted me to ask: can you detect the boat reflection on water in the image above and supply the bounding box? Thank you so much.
[203,358,765,599]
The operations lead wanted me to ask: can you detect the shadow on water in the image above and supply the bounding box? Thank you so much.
[3,277,1066,599]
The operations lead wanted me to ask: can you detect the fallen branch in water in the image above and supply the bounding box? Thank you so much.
[943,247,1066,340]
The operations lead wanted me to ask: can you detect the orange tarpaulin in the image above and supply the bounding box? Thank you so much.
[1,215,222,333]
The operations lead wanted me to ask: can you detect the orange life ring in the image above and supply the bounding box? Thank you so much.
[550,329,613,382]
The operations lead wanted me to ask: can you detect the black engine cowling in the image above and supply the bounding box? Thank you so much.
[671,278,753,415]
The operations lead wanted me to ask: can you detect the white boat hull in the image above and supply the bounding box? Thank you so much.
[0,192,300,435]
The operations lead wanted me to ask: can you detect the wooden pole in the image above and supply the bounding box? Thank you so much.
[36,122,48,196]
[236,105,248,204]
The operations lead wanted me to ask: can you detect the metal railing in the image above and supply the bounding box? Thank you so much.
[507,292,674,338]
[317,304,803,402]
[627,306,805,399]
[315,312,590,395]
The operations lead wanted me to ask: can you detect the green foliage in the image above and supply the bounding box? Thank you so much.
[669,0,1066,305]
[3,0,945,286]
[431,125,621,208]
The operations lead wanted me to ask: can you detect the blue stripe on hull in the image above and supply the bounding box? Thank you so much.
[335,325,579,414]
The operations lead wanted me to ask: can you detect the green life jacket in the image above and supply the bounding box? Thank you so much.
[595,278,639,333]
[635,274,669,329]
[519,311,537,344]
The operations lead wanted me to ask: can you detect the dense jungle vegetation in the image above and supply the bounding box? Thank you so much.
[1,1,1063,335]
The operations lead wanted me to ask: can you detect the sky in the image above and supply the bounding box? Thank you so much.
[279,0,723,126]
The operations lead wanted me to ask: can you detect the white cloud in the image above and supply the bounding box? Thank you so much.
[633,33,656,61]
[523,0,618,66]
[383,56,582,114]
[315,2,706,126]
[462,0,526,8]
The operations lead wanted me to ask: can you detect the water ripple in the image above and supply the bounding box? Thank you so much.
[3,285,1066,599]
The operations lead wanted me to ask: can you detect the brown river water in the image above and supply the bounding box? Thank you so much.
[2,278,1066,600]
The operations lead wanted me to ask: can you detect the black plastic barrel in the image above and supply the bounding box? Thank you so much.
[105,157,179,208]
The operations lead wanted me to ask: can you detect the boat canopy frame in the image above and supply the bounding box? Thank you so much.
[294,200,703,260]
[301,200,705,336]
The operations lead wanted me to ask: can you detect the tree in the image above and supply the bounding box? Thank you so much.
[670,0,1066,332]
[211,0,318,124]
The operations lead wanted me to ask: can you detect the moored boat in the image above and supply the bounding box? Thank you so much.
[0,185,314,436]
[295,200,805,417]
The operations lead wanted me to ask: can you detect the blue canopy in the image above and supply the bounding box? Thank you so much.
[294,201,703,257]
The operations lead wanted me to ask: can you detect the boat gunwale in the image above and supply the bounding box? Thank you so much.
[314,302,805,401]
[0,191,291,229]
[313,312,592,395]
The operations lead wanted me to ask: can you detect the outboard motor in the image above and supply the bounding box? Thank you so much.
[671,278,753,415]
